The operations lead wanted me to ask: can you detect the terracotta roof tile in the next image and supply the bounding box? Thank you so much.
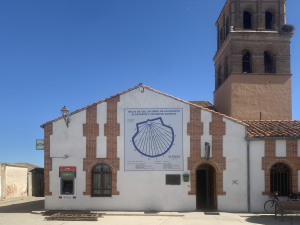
[244,120,300,138]
[40,84,247,128]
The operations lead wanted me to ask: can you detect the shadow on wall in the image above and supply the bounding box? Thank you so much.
[0,200,44,213]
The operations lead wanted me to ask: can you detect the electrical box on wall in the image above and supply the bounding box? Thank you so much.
[59,166,76,199]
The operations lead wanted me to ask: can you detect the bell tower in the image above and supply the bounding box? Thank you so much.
[213,0,293,121]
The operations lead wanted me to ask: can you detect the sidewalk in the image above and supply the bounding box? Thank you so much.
[1,197,300,224]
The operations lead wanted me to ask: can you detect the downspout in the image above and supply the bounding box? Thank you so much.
[247,140,250,213]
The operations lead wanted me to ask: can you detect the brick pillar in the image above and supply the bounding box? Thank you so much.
[187,106,203,195]
[83,96,120,196]
[44,124,53,196]
[209,113,226,195]
[287,139,298,193]
[187,106,226,196]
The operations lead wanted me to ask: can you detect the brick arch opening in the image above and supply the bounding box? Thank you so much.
[195,163,218,210]
[269,162,292,196]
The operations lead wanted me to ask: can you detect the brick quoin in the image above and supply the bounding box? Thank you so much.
[44,123,53,196]
[83,96,120,196]
[262,139,299,195]
[187,106,226,196]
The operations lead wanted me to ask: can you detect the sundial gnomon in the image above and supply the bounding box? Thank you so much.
[132,117,175,157]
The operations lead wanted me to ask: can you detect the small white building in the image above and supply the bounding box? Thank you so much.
[40,84,300,212]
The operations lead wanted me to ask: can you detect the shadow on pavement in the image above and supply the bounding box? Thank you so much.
[241,214,300,224]
[0,200,44,213]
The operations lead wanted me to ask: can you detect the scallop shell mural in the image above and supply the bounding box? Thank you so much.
[132,117,174,157]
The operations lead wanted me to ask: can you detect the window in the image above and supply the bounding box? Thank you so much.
[242,51,252,73]
[226,17,230,36]
[243,11,252,29]
[220,28,223,44]
[92,164,112,197]
[224,62,228,79]
[270,163,291,196]
[264,51,276,73]
[265,12,273,29]
[217,67,222,86]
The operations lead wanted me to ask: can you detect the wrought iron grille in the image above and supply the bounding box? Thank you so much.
[270,163,291,196]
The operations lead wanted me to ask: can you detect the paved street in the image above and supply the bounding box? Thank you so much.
[0,197,300,224]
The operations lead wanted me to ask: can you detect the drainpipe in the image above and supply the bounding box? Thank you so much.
[247,140,250,213]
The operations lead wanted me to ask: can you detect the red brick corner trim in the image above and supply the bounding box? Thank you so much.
[187,106,226,196]
[44,123,53,196]
[83,96,120,196]
[262,139,299,195]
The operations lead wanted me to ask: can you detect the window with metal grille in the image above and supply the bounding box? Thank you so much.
[92,164,112,197]
[270,163,291,196]
[242,51,252,73]
[243,11,252,29]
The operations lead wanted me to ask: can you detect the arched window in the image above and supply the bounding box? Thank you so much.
[243,11,252,29]
[226,17,230,36]
[264,51,276,73]
[224,62,229,80]
[270,163,291,196]
[242,51,252,73]
[92,164,111,197]
[220,28,223,44]
[265,12,273,29]
[217,67,222,86]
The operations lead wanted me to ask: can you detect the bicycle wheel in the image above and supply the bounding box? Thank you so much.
[264,200,278,214]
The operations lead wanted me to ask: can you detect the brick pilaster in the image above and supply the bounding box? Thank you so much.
[83,96,120,196]
[187,106,226,196]
[44,123,53,196]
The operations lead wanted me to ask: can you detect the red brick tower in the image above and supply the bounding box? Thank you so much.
[213,0,293,120]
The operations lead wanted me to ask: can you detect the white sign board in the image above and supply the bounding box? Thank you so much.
[124,108,183,171]
[36,139,44,150]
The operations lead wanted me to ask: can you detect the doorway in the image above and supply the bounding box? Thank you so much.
[196,164,217,210]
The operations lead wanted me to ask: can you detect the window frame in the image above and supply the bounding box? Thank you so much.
[92,164,112,197]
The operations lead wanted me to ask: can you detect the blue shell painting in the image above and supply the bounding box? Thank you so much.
[132,117,174,157]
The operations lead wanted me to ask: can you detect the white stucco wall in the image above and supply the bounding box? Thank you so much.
[248,140,267,212]
[97,102,107,158]
[276,140,286,157]
[218,118,248,212]
[46,88,250,212]
[201,110,212,158]
[5,166,27,198]
[50,111,86,159]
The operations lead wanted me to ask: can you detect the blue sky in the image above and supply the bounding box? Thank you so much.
[0,0,299,167]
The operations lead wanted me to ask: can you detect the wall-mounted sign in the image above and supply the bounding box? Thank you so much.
[124,108,183,171]
[36,139,44,150]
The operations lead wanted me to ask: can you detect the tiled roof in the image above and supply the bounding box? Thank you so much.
[40,83,247,128]
[188,101,218,112]
[244,120,300,138]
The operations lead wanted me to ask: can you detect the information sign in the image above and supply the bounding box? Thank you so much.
[124,108,183,171]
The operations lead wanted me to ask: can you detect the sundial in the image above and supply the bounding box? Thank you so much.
[132,117,174,157]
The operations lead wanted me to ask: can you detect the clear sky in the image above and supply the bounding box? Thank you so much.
[0,0,299,167]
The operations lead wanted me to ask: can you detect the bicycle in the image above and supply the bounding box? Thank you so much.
[264,191,300,214]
